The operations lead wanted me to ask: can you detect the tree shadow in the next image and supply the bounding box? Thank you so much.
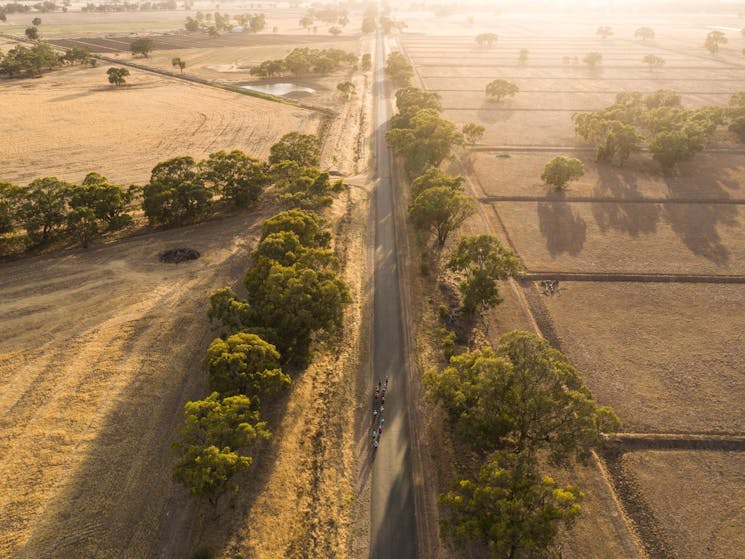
[593,163,660,237]
[476,99,515,125]
[662,167,740,266]
[537,193,587,257]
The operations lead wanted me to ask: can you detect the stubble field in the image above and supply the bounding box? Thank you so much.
[0,61,321,186]
[396,6,745,558]
[0,6,371,556]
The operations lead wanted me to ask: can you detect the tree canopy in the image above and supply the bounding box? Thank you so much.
[439,451,583,559]
[268,132,321,168]
[573,89,724,170]
[705,30,727,54]
[635,26,655,41]
[106,66,129,86]
[425,330,620,462]
[410,167,465,199]
[199,150,269,207]
[448,234,522,314]
[596,25,613,39]
[485,79,518,102]
[386,108,464,176]
[475,32,498,47]
[142,156,212,226]
[384,51,413,88]
[130,36,154,57]
[409,185,475,247]
[462,122,485,145]
[541,156,585,190]
[172,392,270,503]
[204,333,290,399]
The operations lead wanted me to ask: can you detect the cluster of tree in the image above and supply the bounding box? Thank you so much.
[105,66,128,85]
[0,43,95,79]
[475,32,498,48]
[408,168,475,248]
[485,79,518,102]
[81,0,177,11]
[249,47,356,78]
[383,51,413,88]
[184,11,265,34]
[386,86,464,177]
[0,0,57,15]
[299,4,348,34]
[0,173,135,249]
[130,37,154,57]
[705,30,727,54]
[361,4,375,34]
[573,89,726,171]
[727,91,745,142]
[141,149,271,226]
[141,133,339,228]
[642,53,665,69]
[427,330,620,558]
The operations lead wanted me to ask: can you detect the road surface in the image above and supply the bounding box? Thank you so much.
[370,20,418,559]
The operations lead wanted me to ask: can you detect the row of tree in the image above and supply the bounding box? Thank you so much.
[172,204,350,503]
[427,330,620,557]
[184,11,265,34]
[1,133,335,253]
[0,43,94,78]
[573,89,731,171]
[249,46,357,78]
[0,173,135,248]
[81,0,177,12]
[385,85,464,178]
[0,1,57,16]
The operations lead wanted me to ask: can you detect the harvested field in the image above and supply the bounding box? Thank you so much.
[469,151,745,200]
[492,200,745,274]
[1,7,361,38]
[538,282,745,433]
[0,210,264,558]
[397,6,745,557]
[620,451,745,559]
[0,64,320,186]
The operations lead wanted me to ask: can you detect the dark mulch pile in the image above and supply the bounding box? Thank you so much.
[159,248,200,263]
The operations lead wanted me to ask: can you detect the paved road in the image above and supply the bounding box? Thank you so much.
[370,20,418,559]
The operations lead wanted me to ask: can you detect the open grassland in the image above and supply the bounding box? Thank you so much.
[0,210,264,558]
[621,451,745,558]
[540,282,745,433]
[0,64,320,186]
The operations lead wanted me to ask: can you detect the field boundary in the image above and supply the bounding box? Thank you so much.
[482,195,745,204]
[520,272,745,283]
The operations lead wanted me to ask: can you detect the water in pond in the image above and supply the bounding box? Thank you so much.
[241,83,316,96]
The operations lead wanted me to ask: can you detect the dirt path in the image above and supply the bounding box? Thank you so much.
[0,211,266,558]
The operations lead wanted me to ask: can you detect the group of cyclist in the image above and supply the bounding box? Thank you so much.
[371,376,389,450]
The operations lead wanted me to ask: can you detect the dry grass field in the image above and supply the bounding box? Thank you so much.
[621,450,745,558]
[0,6,371,555]
[0,63,320,186]
[0,210,263,558]
[0,6,361,38]
[396,5,745,558]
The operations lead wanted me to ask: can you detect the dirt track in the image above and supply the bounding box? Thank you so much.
[0,211,264,558]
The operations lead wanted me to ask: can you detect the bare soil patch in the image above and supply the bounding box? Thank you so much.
[0,64,320,186]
